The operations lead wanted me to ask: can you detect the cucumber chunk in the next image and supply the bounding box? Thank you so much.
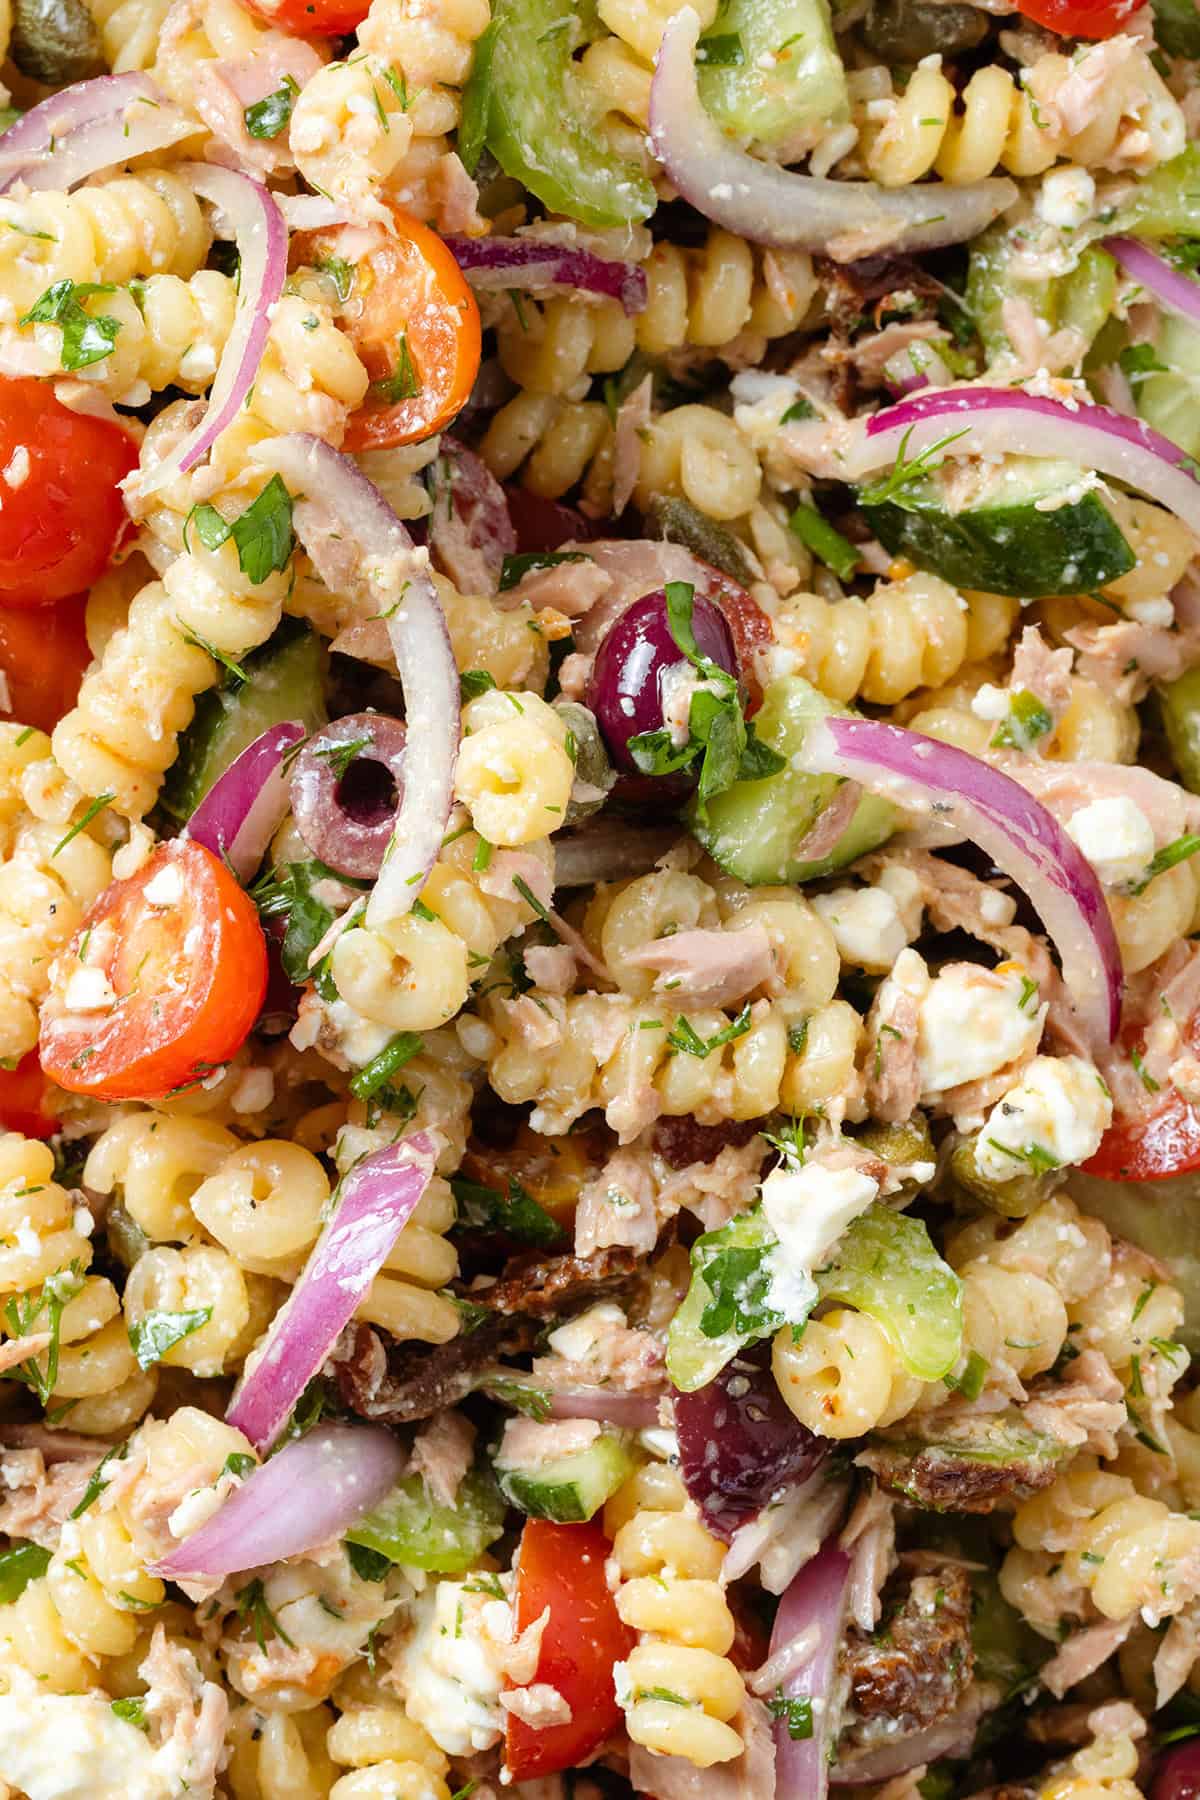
[495,1430,637,1522]
[346,1466,507,1572]
[863,456,1135,598]
[687,675,895,884]
[1132,311,1200,459]
[161,620,326,822]
[698,0,848,149]
[1160,664,1200,794]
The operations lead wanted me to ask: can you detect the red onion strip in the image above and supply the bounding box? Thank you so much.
[444,236,647,315]
[649,8,1017,258]
[1104,235,1200,329]
[798,715,1122,1046]
[850,386,1200,537]
[154,1423,405,1581]
[136,165,287,498]
[226,1134,438,1452]
[768,1540,853,1800]
[184,721,305,884]
[545,1388,662,1429]
[252,434,460,929]
[0,75,194,192]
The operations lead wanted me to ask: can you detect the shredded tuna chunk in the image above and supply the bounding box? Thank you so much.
[0,1447,101,1549]
[1023,1351,1126,1461]
[624,922,775,1011]
[500,1683,572,1728]
[1039,1616,1135,1699]
[140,1626,228,1799]
[574,1146,660,1256]
[611,374,653,517]
[409,1409,475,1508]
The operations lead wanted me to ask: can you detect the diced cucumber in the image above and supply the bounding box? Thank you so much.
[687,675,895,885]
[161,620,326,822]
[345,1466,507,1573]
[495,1430,637,1522]
[862,456,1135,598]
[698,0,847,149]
[1114,146,1200,241]
[1132,311,1200,459]
[1160,664,1200,794]
[467,0,655,227]
[1153,0,1200,57]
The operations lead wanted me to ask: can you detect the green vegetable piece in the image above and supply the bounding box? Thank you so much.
[788,500,860,582]
[162,620,327,822]
[1153,0,1200,56]
[450,1174,567,1248]
[861,1409,1073,1509]
[1068,1168,1200,1353]
[862,455,1135,599]
[688,674,895,885]
[128,1307,213,1370]
[105,1202,151,1272]
[644,494,756,587]
[818,1204,962,1381]
[1132,310,1200,459]
[1161,664,1200,795]
[495,1429,637,1522]
[244,74,300,139]
[346,1466,506,1572]
[0,1541,51,1604]
[553,700,616,825]
[698,0,847,148]
[10,0,101,85]
[949,1134,1051,1220]
[667,1205,786,1392]
[861,0,985,59]
[1116,145,1200,241]
[466,0,655,226]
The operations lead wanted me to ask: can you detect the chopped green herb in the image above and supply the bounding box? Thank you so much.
[346,1540,392,1582]
[243,74,299,139]
[53,793,115,857]
[0,1541,51,1604]
[234,1576,296,1652]
[374,332,421,404]
[20,280,121,371]
[858,425,971,508]
[766,1690,814,1741]
[110,1697,149,1732]
[668,1003,752,1058]
[349,1032,424,1101]
[788,501,859,582]
[128,1307,213,1370]
[1128,833,1200,895]
[460,668,499,700]
[498,550,589,591]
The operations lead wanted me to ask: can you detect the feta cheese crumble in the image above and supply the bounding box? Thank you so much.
[395,1573,514,1755]
[762,1159,879,1315]
[1065,796,1156,888]
[881,949,1045,1100]
[975,1054,1113,1181]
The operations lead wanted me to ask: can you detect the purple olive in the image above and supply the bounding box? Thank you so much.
[588,587,737,775]
[291,712,406,880]
[675,1342,827,1542]
[1153,1744,1200,1800]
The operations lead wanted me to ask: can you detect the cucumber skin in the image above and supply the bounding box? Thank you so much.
[1160,665,1200,795]
[863,489,1135,599]
[347,1468,507,1572]
[699,0,847,147]
[688,675,895,886]
[161,622,326,823]
[496,1434,636,1523]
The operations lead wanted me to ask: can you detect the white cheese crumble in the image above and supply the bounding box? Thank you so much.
[762,1160,879,1315]
[1124,595,1175,629]
[395,1574,514,1756]
[546,1301,627,1363]
[883,948,1045,1100]
[1037,164,1096,230]
[811,884,914,972]
[61,966,118,1013]
[1065,795,1156,888]
[0,1689,184,1799]
[142,861,184,907]
[975,1054,1113,1181]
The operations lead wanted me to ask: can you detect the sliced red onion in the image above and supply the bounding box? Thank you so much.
[798,716,1122,1046]
[429,439,517,596]
[1104,236,1200,329]
[291,713,407,880]
[185,721,305,884]
[769,1539,853,1800]
[850,386,1200,537]
[252,434,459,930]
[0,75,195,193]
[153,1423,404,1581]
[546,1388,662,1428]
[137,165,287,498]
[649,8,1017,258]
[675,1345,826,1543]
[553,819,678,888]
[226,1134,438,1452]
[445,236,647,316]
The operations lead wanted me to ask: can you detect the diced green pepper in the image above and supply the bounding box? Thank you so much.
[346,1466,506,1573]
[698,0,847,149]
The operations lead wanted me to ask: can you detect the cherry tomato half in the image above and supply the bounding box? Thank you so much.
[40,839,268,1102]
[240,0,368,32]
[299,212,481,452]
[0,1051,58,1139]
[0,595,91,733]
[1084,1012,1200,1181]
[1013,0,1140,36]
[505,1519,636,1780]
[0,381,136,605]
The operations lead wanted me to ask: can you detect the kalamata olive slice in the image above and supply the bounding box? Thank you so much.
[1154,1743,1200,1800]
[290,712,406,879]
[675,1342,826,1541]
[588,587,737,774]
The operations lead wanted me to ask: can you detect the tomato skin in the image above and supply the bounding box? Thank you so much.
[240,0,367,31]
[1082,1092,1200,1182]
[0,1051,57,1138]
[299,213,481,452]
[1013,0,1140,35]
[0,382,136,605]
[40,840,267,1102]
[505,1520,636,1780]
[0,595,91,732]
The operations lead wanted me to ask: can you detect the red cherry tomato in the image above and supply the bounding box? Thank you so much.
[0,595,91,732]
[505,1520,636,1780]
[298,212,481,452]
[40,840,268,1102]
[1013,0,1140,35]
[0,381,136,605]
[1084,1012,1200,1181]
[0,1051,58,1138]
[240,0,368,32]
